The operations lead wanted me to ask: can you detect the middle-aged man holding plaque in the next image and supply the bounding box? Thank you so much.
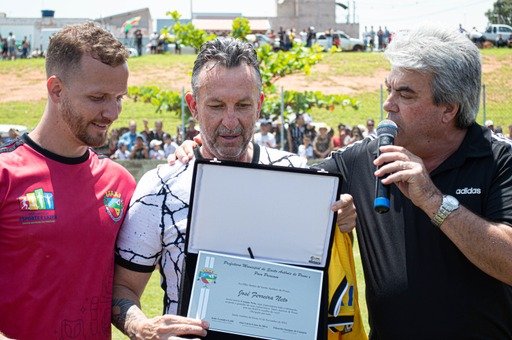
[111,38,366,339]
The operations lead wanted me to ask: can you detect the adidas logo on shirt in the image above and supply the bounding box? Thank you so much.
[455,187,481,195]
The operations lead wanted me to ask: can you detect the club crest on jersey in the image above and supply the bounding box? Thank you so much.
[103,191,124,222]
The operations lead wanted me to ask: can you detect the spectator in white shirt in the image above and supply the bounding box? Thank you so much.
[111,141,130,160]
[253,119,277,148]
[149,139,165,160]
[162,133,179,158]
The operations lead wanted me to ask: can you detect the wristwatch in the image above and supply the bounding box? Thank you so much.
[432,195,459,227]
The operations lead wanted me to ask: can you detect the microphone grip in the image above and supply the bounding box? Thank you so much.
[373,134,394,214]
[374,177,390,213]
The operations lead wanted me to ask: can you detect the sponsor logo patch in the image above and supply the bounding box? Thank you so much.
[19,188,54,210]
[18,188,57,224]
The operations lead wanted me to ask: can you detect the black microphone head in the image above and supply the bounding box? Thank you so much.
[377,120,398,138]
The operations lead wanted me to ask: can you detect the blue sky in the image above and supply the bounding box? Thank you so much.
[2,0,496,35]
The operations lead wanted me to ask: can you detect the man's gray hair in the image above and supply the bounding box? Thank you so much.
[384,24,481,128]
[191,37,262,96]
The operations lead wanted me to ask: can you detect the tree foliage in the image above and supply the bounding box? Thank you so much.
[257,43,324,93]
[262,90,359,119]
[231,17,252,40]
[128,86,359,122]
[164,10,216,53]
[128,86,190,115]
[130,12,359,122]
[485,0,512,26]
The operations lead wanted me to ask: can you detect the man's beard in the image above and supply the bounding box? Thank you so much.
[203,125,251,161]
[61,97,110,148]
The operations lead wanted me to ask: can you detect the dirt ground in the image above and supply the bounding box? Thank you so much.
[1,56,500,103]
[1,66,384,103]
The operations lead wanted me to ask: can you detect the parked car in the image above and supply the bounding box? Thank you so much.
[482,24,512,43]
[246,34,280,50]
[315,31,365,52]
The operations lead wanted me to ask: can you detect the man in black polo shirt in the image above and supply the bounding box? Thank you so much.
[169,25,512,339]
[316,24,512,338]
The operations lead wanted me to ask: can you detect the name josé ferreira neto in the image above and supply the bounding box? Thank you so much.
[237,289,288,302]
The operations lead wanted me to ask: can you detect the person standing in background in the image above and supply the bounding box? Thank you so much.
[134,29,143,57]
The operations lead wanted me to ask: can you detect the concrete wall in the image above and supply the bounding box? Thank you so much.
[97,8,152,39]
[0,17,86,52]
[271,0,334,32]
[0,8,152,54]
[269,0,359,38]
[115,160,167,182]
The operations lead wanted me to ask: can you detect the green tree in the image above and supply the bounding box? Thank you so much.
[164,10,216,53]
[231,17,252,40]
[261,90,359,119]
[257,43,325,93]
[129,12,358,121]
[485,0,512,26]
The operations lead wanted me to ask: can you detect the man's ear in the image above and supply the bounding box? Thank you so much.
[47,75,63,103]
[442,103,460,124]
[257,92,265,119]
[185,92,198,119]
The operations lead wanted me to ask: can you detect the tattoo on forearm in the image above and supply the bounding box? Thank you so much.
[112,298,137,333]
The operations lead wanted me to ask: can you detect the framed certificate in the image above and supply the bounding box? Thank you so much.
[186,160,341,267]
[187,251,323,340]
[179,159,342,339]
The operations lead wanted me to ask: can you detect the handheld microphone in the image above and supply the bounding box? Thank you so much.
[374,120,398,214]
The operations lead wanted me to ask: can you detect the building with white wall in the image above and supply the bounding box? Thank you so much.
[0,11,86,53]
[270,0,359,38]
[0,8,152,54]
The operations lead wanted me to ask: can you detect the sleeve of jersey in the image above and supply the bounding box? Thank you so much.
[327,229,368,340]
[312,153,344,174]
[486,145,512,225]
[115,169,164,273]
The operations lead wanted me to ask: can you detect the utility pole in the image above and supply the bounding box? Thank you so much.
[496,0,502,24]
[346,1,350,24]
[353,0,356,24]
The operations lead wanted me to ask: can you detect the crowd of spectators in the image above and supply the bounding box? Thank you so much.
[363,26,392,51]
[0,33,34,60]
[265,23,512,53]
[95,116,512,162]
[1,116,509,161]
[95,119,180,160]
[252,114,380,162]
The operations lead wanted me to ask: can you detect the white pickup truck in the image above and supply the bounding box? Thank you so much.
[482,24,512,42]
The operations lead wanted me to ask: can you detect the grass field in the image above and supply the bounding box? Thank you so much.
[2,49,511,132]
[1,48,510,339]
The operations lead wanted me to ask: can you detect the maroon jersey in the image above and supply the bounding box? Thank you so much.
[0,135,136,339]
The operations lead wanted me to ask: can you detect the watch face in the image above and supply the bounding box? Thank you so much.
[444,195,459,211]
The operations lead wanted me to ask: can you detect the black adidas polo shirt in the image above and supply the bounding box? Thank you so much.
[316,123,512,339]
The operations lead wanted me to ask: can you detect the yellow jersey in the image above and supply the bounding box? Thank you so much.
[327,229,367,340]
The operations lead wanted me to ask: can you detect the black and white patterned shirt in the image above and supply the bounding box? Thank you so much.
[115,143,306,314]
